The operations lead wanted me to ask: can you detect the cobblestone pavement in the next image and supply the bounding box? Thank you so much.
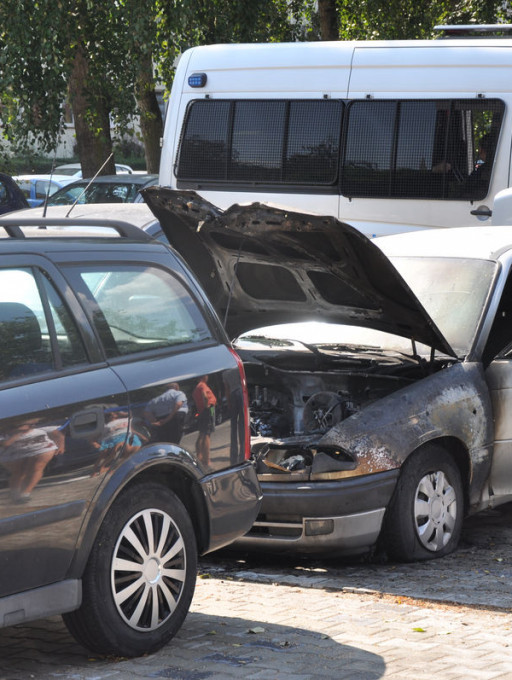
[1,504,512,680]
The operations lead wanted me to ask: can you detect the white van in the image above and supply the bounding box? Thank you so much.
[159,26,512,236]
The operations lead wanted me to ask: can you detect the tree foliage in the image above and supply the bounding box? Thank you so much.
[0,0,510,171]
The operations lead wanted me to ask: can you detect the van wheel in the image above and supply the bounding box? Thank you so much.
[63,483,197,657]
[383,447,463,562]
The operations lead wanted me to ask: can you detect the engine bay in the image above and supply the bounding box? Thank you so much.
[238,343,450,480]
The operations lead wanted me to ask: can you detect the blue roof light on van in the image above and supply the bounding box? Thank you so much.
[188,73,207,88]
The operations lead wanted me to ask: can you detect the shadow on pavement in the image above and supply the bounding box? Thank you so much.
[0,603,386,680]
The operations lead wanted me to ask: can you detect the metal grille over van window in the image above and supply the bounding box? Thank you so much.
[176,97,503,201]
[176,99,343,185]
[341,99,504,200]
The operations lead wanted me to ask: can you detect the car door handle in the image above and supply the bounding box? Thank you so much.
[470,207,492,218]
[70,406,105,439]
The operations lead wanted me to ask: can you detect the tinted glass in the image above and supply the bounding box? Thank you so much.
[69,265,213,357]
[342,101,396,197]
[15,180,32,199]
[40,276,88,367]
[48,182,140,205]
[0,181,8,205]
[286,100,342,184]
[177,100,230,180]
[342,98,504,200]
[177,99,343,186]
[231,101,286,181]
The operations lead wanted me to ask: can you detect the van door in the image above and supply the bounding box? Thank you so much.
[344,45,508,235]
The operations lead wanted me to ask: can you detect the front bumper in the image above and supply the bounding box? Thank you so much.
[233,468,399,556]
[200,461,262,554]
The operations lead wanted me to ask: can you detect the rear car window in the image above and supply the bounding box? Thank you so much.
[65,264,213,357]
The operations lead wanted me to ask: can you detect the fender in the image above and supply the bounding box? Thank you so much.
[68,441,204,578]
[319,361,493,507]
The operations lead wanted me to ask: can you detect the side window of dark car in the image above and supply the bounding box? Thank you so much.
[0,268,88,382]
[65,264,213,358]
[0,180,8,206]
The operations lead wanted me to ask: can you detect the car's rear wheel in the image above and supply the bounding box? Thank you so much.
[64,483,197,657]
[383,447,463,562]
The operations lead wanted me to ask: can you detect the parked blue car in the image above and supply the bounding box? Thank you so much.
[13,175,74,207]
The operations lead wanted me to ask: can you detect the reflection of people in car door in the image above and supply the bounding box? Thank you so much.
[193,375,217,466]
[92,410,142,477]
[0,419,64,503]
[144,382,188,445]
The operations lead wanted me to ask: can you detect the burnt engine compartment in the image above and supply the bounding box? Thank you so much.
[238,344,451,477]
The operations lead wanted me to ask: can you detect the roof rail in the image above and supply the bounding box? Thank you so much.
[434,24,512,38]
[0,217,153,241]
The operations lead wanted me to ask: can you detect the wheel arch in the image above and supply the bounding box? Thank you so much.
[402,436,471,513]
[70,455,210,579]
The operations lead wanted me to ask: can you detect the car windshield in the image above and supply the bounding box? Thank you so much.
[238,256,496,358]
[391,256,496,354]
[47,182,140,205]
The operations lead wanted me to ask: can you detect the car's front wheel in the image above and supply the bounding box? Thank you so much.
[383,447,464,562]
[64,482,197,657]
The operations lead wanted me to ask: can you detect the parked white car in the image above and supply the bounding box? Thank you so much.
[55,162,134,177]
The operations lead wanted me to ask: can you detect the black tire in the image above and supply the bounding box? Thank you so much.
[383,447,463,562]
[63,483,197,657]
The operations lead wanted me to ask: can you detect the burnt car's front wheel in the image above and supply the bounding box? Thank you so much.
[383,447,463,562]
[63,483,197,657]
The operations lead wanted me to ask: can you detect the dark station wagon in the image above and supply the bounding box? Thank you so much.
[0,215,261,657]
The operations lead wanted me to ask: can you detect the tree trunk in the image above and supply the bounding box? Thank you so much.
[68,44,116,177]
[318,0,339,41]
[135,52,163,175]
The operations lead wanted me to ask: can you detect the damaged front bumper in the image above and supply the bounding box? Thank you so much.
[233,468,399,556]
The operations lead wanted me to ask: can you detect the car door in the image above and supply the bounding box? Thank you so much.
[486,353,512,500]
[60,256,244,473]
[0,259,128,597]
[484,266,512,501]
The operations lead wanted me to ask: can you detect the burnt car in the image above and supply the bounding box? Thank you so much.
[144,187,512,562]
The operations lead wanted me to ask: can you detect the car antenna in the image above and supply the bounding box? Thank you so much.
[65,153,114,218]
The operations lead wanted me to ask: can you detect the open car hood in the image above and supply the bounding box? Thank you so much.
[143,188,455,357]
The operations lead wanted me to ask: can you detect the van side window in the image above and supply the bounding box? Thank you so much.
[176,99,343,186]
[176,97,503,202]
[342,99,504,201]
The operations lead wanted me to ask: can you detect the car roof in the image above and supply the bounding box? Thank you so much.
[0,211,165,248]
[12,203,160,230]
[376,226,512,261]
[74,174,157,185]
[13,174,75,183]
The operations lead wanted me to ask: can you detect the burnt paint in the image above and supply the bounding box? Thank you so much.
[319,361,493,511]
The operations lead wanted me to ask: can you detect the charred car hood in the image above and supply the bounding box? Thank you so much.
[143,187,454,356]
